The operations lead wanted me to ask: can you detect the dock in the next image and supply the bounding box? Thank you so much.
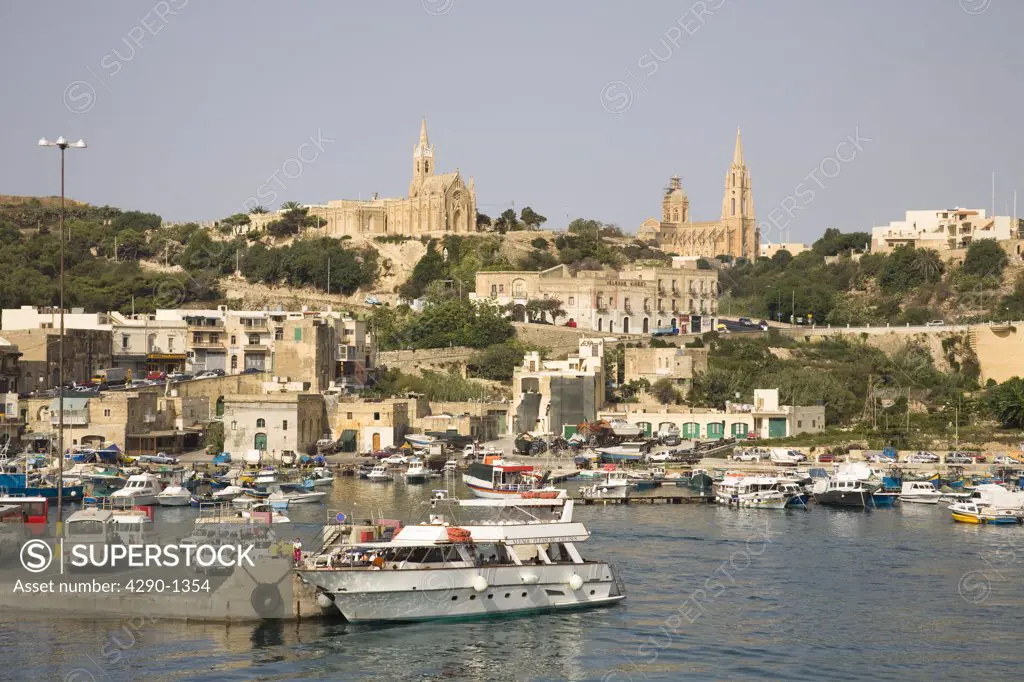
[573,492,715,505]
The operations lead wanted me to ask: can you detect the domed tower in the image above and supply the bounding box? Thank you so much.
[661,175,690,224]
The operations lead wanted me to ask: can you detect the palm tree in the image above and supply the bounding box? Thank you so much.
[280,201,302,212]
[992,378,1024,429]
[912,249,944,283]
[249,205,268,214]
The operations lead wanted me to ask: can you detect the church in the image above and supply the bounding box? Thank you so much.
[248,119,477,237]
[636,129,758,260]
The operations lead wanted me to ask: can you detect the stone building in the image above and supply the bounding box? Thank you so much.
[623,346,708,394]
[328,398,411,453]
[109,312,188,376]
[637,129,758,260]
[0,337,21,394]
[247,119,477,238]
[274,317,336,392]
[22,391,206,454]
[870,208,1021,254]
[3,328,111,391]
[475,259,718,334]
[222,393,326,458]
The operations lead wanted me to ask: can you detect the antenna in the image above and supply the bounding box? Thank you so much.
[992,171,996,217]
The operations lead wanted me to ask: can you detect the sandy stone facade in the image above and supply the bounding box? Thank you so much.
[637,129,758,260]
[248,119,476,238]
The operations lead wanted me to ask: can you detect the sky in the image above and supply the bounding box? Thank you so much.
[2,0,1022,246]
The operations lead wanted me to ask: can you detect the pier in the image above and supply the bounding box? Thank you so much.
[574,492,715,505]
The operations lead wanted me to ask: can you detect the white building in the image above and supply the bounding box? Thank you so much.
[109,312,188,376]
[760,242,810,259]
[871,208,1019,253]
[1,305,112,331]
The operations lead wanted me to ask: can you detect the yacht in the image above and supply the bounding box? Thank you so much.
[296,493,625,623]
[155,485,192,507]
[716,476,800,509]
[899,481,943,505]
[109,473,163,506]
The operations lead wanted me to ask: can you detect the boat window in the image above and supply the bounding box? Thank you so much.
[67,520,108,536]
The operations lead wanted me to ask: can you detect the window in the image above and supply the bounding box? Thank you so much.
[249,334,260,346]
[294,328,302,342]
[121,335,129,350]
[498,284,504,293]
[346,412,353,419]
[373,412,380,420]
[797,420,802,428]
[568,296,574,306]
[167,338,174,352]
[231,356,238,370]
[210,334,219,344]
[491,284,497,297]
[275,327,284,341]
[192,333,202,343]
[256,418,266,428]
[283,420,288,431]
[731,197,736,216]
[104,409,111,417]
[230,335,237,345]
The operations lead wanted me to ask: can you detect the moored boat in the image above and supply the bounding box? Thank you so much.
[949,500,1023,525]
[155,485,192,506]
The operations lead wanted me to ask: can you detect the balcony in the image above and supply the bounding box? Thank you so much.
[190,339,225,349]
[186,320,224,331]
[244,344,269,353]
[240,320,268,330]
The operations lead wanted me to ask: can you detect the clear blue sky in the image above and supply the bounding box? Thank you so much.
[2,0,1021,245]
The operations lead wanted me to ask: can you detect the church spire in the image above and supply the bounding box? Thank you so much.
[419,117,430,148]
[732,127,744,167]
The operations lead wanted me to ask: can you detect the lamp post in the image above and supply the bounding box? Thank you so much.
[37,136,87,535]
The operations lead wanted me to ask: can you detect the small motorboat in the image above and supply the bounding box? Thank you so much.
[899,481,943,505]
[366,465,393,482]
[110,473,163,506]
[304,467,335,487]
[212,484,246,501]
[267,485,327,510]
[950,501,1023,525]
[404,460,428,484]
[155,485,192,507]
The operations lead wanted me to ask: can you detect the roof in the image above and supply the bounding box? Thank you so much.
[48,396,90,411]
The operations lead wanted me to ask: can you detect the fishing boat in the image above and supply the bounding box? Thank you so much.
[949,500,1023,525]
[405,434,437,448]
[578,470,636,500]
[0,472,85,500]
[404,460,429,484]
[212,484,246,501]
[716,476,799,509]
[267,484,327,510]
[194,500,291,525]
[297,492,625,622]
[0,494,48,535]
[155,484,192,506]
[109,472,163,506]
[462,456,553,499]
[595,445,646,463]
[899,481,943,505]
[305,467,335,487]
[812,478,877,508]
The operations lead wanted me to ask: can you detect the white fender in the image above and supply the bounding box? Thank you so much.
[568,574,584,591]
[472,575,489,593]
[520,573,540,585]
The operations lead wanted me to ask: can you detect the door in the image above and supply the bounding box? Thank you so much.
[562,425,577,438]
[254,432,268,451]
[768,418,787,438]
[706,422,724,439]
[731,422,749,438]
[244,354,266,371]
[636,422,653,438]
[372,432,381,452]
[682,422,700,438]
[206,352,227,372]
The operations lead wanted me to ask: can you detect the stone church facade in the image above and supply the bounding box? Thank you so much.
[637,129,757,260]
[248,119,477,237]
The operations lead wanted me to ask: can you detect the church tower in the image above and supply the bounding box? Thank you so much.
[661,175,690,224]
[410,118,435,197]
[721,128,757,259]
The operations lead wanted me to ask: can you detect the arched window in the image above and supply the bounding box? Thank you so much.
[256,418,266,428]
[215,396,224,418]
[598,319,603,331]
[731,197,736,216]
[231,356,238,370]
[283,420,288,431]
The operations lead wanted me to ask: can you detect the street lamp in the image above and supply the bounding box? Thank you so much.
[38,135,87,535]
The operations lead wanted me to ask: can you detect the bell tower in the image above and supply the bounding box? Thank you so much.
[411,118,434,196]
[721,128,757,258]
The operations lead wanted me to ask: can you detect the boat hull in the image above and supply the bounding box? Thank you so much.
[870,493,899,508]
[405,474,428,484]
[299,563,623,623]
[110,493,158,506]
[156,494,192,507]
[899,495,941,505]
[1,485,84,500]
[814,490,872,508]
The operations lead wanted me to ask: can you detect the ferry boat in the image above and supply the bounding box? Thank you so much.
[297,492,625,622]
[462,456,553,499]
[949,500,1023,525]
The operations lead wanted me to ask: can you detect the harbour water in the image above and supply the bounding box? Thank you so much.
[3,477,1023,681]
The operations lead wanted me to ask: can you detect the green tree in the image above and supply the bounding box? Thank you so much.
[985,377,1024,429]
[476,212,491,228]
[467,340,533,381]
[205,421,225,453]
[812,227,871,256]
[249,205,268,214]
[493,209,519,234]
[650,378,682,405]
[399,240,446,300]
[911,248,944,283]
[963,239,1009,278]
[520,206,547,229]
[770,249,793,268]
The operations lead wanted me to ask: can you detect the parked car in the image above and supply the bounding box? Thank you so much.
[146,371,167,381]
[926,320,945,327]
[716,323,730,333]
[382,454,408,466]
[817,453,836,463]
[946,453,974,464]
[194,371,218,380]
[240,367,262,375]
[992,455,1016,466]
[733,451,761,462]
[648,452,674,463]
[907,452,939,464]
[738,317,754,327]
[745,433,761,440]
[869,453,897,463]
[757,319,769,331]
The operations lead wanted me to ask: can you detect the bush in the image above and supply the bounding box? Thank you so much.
[530,237,549,249]
[963,240,1008,278]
